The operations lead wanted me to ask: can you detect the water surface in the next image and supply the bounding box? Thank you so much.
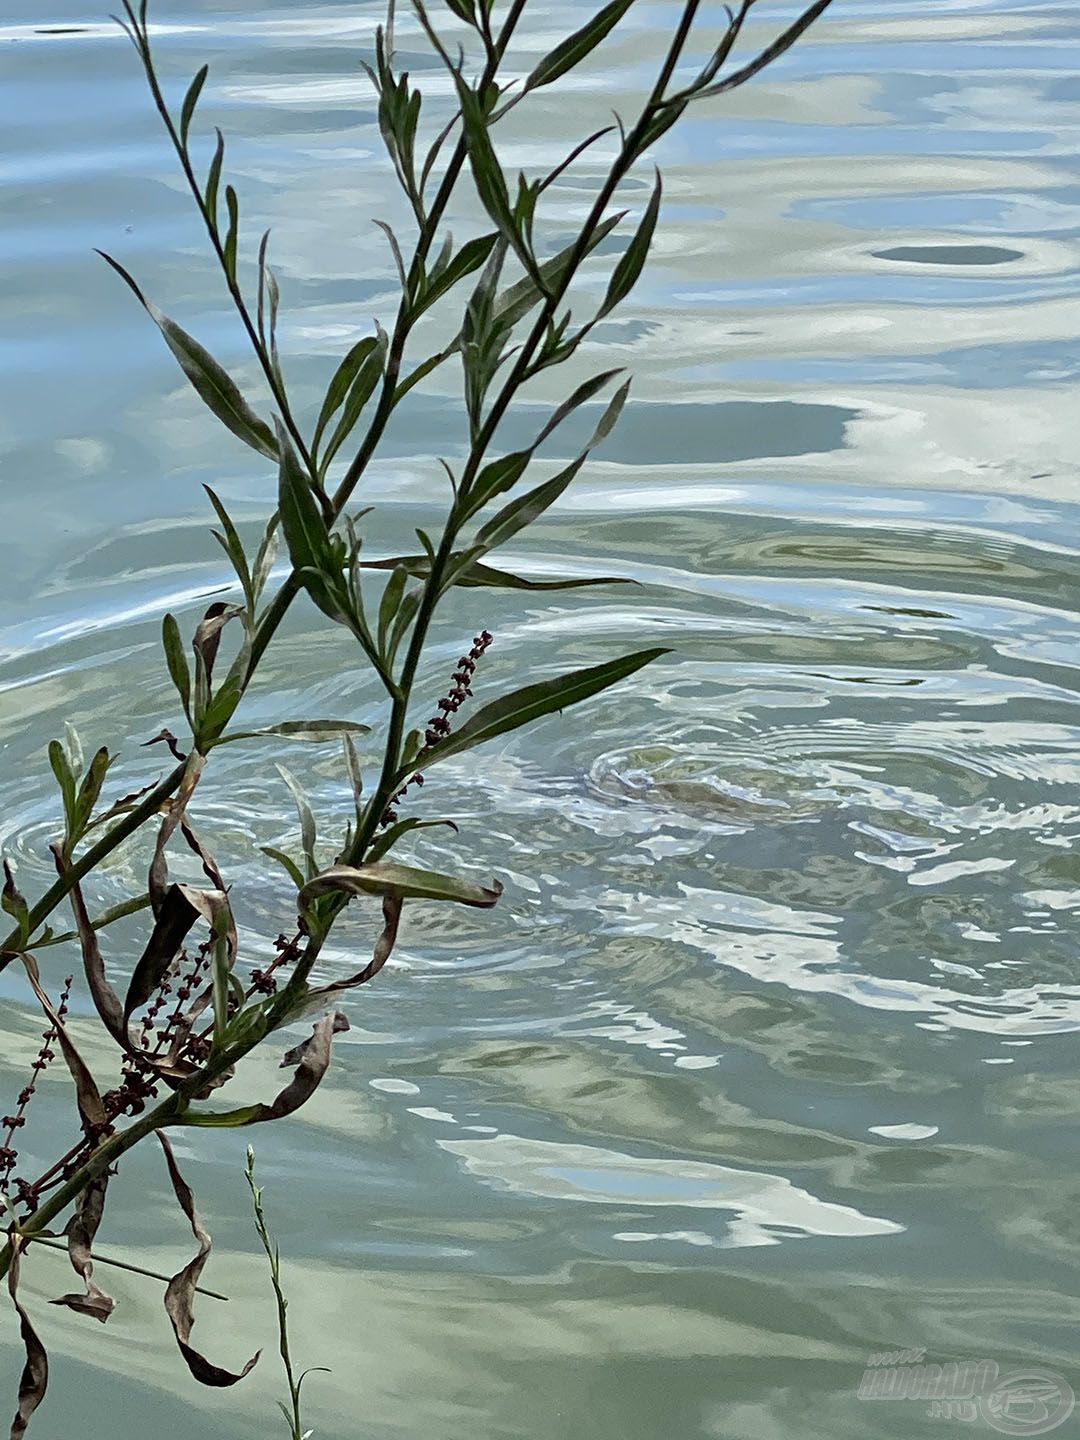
[2,2,1080,1437]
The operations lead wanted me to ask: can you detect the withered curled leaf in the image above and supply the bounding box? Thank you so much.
[306,894,402,1000]
[155,1132,259,1386]
[19,953,107,1134]
[51,846,128,1051]
[6,1234,48,1440]
[48,1177,115,1324]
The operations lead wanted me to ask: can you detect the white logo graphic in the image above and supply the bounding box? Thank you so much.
[857,1353,1074,1435]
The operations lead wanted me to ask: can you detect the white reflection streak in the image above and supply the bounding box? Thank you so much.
[439,1134,903,1248]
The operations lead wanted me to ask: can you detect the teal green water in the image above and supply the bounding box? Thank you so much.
[3,3,1080,1437]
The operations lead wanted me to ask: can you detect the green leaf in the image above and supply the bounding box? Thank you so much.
[311,336,379,461]
[319,326,388,475]
[97,252,278,460]
[694,0,835,101]
[161,613,193,727]
[299,862,501,909]
[215,720,370,746]
[377,566,408,659]
[474,455,587,553]
[600,172,661,318]
[251,514,280,606]
[534,368,623,447]
[48,739,77,834]
[222,185,240,283]
[417,232,499,316]
[357,552,629,592]
[72,747,112,840]
[204,487,253,609]
[261,846,306,892]
[276,422,342,620]
[524,0,636,93]
[209,908,231,1051]
[456,85,516,251]
[491,211,623,334]
[386,582,422,666]
[412,648,669,772]
[365,817,458,864]
[205,127,225,224]
[275,763,318,880]
[180,64,209,147]
[463,449,532,519]
[588,377,632,448]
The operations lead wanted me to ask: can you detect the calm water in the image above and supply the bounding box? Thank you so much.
[2,2,1080,1437]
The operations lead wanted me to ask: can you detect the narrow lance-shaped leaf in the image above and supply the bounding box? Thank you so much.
[694,0,835,100]
[214,719,371,748]
[48,739,76,837]
[365,816,458,865]
[275,763,318,880]
[72,746,112,841]
[473,454,588,557]
[179,63,209,147]
[300,862,501,910]
[523,0,636,93]
[162,613,193,724]
[96,251,277,460]
[588,376,631,448]
[319,326,388,476]
[223,184,240,283]
[276,422,344,622]
[205,128,225,224]
[358,551,630,593]
[410,648,670,774]
[311,336,379,461]
[534,368,623,448]
[461,448,533,520]
[204,486,253,609]
[261,846,306,892]
[599,172,661,318]
[377,566,408,659]
[416,232,499,317]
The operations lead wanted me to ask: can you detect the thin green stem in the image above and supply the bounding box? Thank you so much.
[0,1092,184,1285]
[123,4,314,473]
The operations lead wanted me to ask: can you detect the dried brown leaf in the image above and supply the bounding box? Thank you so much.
[149,752,206,913]
[307,894,402,1000]
[50,846,128,1050]
[6,1234,48,1439]
[123,882,233,1027]
[19,953,107,1133]
[155,1132,259,1387]
[48,1177,115,1324]
[191,602,244,692]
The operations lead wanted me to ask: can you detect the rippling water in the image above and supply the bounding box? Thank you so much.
[3,2,1080,1436]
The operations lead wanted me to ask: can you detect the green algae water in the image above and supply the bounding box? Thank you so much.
[2,3,1080,1437]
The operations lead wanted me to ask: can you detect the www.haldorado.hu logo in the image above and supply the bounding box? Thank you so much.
[858,1349,1075,1435]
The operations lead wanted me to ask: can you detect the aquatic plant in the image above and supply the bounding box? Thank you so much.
[0,0,833,1431]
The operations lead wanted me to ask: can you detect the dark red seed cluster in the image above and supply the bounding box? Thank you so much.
[250,931,303,996]
[1,974,73,1198]
[424,630,492,751]
[380,630,493,827]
